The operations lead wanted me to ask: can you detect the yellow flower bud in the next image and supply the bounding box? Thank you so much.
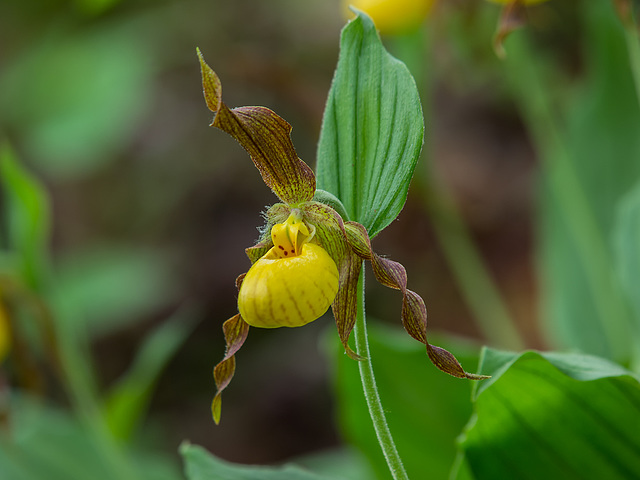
[238,213,339,328]
[343,0,435,35]
[0,303,10,363]
[487,0,548,4]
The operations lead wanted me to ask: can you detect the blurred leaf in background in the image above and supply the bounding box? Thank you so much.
[51,246,176,337]
[0,143,51,290]
[104,304,198,443]
[0,20,156,180]
[181,442,337,480]
[0,395,182,480]
[530,1,640,363]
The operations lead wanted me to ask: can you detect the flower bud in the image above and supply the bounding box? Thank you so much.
[343,0,435,35]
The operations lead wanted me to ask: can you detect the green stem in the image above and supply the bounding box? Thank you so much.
[353,267,409,480]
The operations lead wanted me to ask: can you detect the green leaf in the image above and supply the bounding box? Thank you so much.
[457,348,640,479]
[294,449,375,480]
[51,246,175,337]
[0,396,183,480]
[0,142,51,290]
[331,323,477,480]
[104,304,199,441]
[180,443,336,480]
[0,23,154,180]
[316,10,424,238]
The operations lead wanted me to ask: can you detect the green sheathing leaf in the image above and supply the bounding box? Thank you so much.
[538,1,640,362]
[316,11,424,238]
[458,348,640,479]
[332,324,477,480]
[180,443,335,480]
[0,143,51,290]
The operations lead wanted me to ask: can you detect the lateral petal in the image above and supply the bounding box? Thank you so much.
[344,221,487,380]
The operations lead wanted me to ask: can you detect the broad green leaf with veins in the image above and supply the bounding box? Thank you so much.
[316,11,424,238]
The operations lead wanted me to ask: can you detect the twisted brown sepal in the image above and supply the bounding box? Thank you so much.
[343,221,489,380]
[197,49,316,206]
[212,313,250,424]
[494,1,528,59]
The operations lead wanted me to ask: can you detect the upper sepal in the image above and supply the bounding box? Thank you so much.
[198,49,316,205]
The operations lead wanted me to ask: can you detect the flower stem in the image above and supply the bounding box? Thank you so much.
[353,267,409,480]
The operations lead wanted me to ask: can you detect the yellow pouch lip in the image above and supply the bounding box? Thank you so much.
[238,242,339,329]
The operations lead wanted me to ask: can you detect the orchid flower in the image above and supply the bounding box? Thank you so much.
[198,48,486,425]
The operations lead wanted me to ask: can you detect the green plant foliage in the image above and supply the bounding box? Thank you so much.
[0,23,154,179]
[180,443,336,480]
[613,180,640,336]
[536,0,640,363]
[316,10,424,238]
[332,323,477,480]
[456,348,640,479]
[104,304,199,442]
[0,143,51,290]
[0,396,182,480]
[294,449,376,480]
[50,246,176,336]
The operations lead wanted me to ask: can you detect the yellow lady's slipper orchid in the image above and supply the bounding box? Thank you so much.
[343,0,435,34]
[198,48,486,425]
[238,211,339,328]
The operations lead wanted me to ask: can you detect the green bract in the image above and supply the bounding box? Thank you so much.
[199,12,485,426]
[317,10,424,238]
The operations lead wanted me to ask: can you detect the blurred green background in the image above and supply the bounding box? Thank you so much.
[1,0,640,479]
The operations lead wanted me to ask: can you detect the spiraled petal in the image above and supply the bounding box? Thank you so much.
[212,314,250,424]
[343,221,488,380]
